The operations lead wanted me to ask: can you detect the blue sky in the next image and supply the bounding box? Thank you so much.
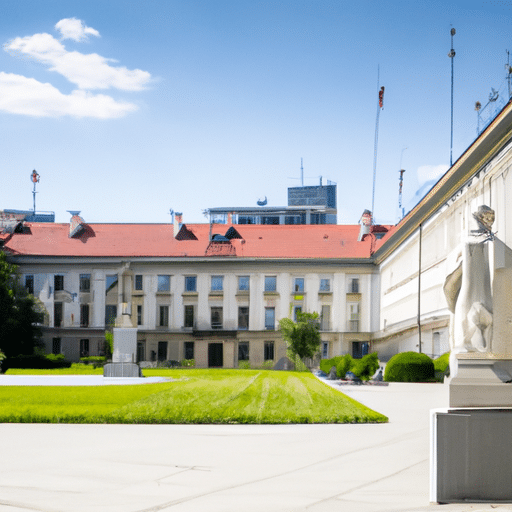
[2,0,512,225]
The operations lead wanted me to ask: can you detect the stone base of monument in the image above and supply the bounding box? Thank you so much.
[104,326,141,378]
[450,353,512,407]
[431,407,512,503]
[103,362,142,378]
[431,353,512,503]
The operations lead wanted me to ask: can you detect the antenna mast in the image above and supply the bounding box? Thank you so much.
[371,67,384,224]
[300,157,304,187]
[448,27,456,167]
[31,170,40,212]
[506,50,512,99]
[398,147,407,221]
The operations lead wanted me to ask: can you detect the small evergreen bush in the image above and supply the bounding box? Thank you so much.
[5,354,71,370]
[433,352,450,381]
[351,353,379,380]
[180,359,195,367]
[336,354,354,378]
[384,352,435,382]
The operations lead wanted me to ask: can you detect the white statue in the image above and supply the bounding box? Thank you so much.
[443,206,495,357]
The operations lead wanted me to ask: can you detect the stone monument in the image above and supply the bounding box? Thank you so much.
[431,205,512,503]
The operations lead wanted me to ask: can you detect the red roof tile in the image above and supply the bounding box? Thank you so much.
[3,222,392,259]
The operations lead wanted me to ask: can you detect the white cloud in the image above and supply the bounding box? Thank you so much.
[5,31,151,91]
[417,164,449,186]
[0,72,137,118]
[1,19,151,118]
[55,18,100,42]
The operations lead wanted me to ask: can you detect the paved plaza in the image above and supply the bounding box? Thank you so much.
[0,377,511,512]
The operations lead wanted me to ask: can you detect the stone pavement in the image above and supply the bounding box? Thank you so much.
[1,377,511,512]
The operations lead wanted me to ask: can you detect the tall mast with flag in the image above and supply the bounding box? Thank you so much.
[371,68,384,224]
[31,170,40,213]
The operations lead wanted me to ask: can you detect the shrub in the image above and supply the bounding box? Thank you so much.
[80,356,106,368]
[238,361,251,370]
[336,354,354,379]
[180,359,195,368]
[433,352,450,373]
[433,352,450,381]
[384,352,435,382]
[5,354,71,370]
[351,353,379,380]
[320,356,344,375]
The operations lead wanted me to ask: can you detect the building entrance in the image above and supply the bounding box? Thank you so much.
[208,343,223,367]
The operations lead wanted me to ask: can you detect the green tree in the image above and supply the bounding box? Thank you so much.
[279,311,321,362]
[0,252,43,360]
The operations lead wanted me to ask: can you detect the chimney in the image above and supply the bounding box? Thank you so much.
[68,210,85,238]
[358,209,372,241]
[174,212,183,235]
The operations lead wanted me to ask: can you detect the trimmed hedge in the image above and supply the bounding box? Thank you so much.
[384,352,435,382]
[4,354,71,371]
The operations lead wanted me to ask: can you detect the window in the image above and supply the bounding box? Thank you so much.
[184,305,195,328]
[349,303,359,332]
[159,305,169,327]
[52,337,61,355]
[25,275,34,295]
[135,275,143,291]
[350,278,360,293]
[211,307,223,329]
[106,275,118,294]
[211,275,224,292]
[293,305,302,322]
[265,307,275,330]
[294,278,304,293]
[322,342,328,359]
[185,276,197,292]
[79,274,90,292]
[320,305,331,331]
[238,307,249,330]
[157,275,170,292]
[80,304,89,327]
[264,341,275,361]
[238,276,250,291]
[320,278,330,292]
[137,305,143,326]
[184,341,194,360]
[264,276,277,292]
[238,342,249,361]
[80,339,89,358]
[54,302,63,327]
[105,305,117,326]
[54,275,64,291]
[137,341,146,362]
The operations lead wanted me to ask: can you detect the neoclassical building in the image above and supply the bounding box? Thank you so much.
[0,218,389,368]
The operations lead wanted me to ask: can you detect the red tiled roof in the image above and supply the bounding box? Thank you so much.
[3,222,392,259]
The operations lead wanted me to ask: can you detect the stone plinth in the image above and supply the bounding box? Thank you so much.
[431,408,512,503]
[450,353,512,407]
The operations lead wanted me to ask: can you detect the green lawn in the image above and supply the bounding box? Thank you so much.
[0,369,387,424]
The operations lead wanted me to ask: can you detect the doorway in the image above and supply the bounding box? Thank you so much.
[208,343,223,367]
[158,341,168,362]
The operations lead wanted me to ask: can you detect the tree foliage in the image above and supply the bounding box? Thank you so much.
[0,252,43,361]
[279,311,321,361]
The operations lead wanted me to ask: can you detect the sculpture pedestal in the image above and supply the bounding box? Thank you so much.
[450,353,512,407]
[431,354,512,503]
[104,327,140,378]
[431,408,512,503]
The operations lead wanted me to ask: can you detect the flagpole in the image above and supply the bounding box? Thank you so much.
[371,69,384,224]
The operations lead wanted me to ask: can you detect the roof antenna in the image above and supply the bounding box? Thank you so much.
[448,27,456,166]
[31,170,40,213]
[300,157,304,187]
[398,147,407,221]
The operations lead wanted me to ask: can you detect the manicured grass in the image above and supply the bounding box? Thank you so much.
[0,369,387,424]
[6,366,104,375]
